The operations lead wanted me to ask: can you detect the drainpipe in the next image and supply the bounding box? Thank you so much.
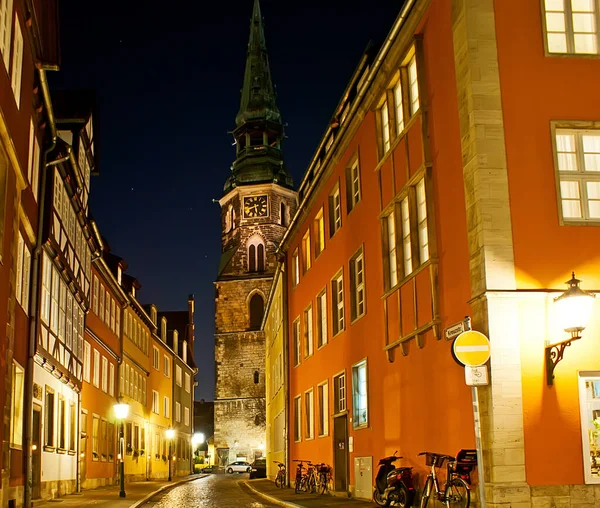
[281,264,290,486]
[24,65,61,508]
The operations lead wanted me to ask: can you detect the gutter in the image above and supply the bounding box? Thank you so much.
[276,0,417,256]
[24,66,59,508]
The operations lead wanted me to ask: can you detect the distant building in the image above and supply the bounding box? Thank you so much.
[193,400,214,447]
[212,0,297,466]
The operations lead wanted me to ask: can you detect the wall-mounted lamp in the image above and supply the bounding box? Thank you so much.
[547,273,595,385]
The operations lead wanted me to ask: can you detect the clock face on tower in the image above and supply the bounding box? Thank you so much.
[243,195,268,218]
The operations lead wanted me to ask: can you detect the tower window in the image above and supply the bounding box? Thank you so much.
[280,203,287,227]
[249,293,264,330]
[253,371,259,384]
[257,244,265,272]
[249,245,257,272]
[247,236,265,272]
[250,134,263,146]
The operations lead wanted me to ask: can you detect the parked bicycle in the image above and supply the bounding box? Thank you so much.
[274,461,286,488]
[418,450,477,508]
[317,463,333,495]
[293,459,309,493]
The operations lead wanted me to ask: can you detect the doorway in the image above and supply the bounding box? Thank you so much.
[79,436,87,485]
[32,407,41,499]
[333,414,348,492]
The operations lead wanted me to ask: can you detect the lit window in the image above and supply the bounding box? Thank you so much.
[401,197,413,276]
[318,382,329,437]
[176,365,182,386]
[184,407,190,426]
[294,395,302,442]
[292,249,300,287]
[544,0,598,54]
[304,304,313,358]
[316,290,328,348]
[352,360,368,429]
[15,232,31,314]
[176,401,181,422]
[153,347,160,370]
[93,349,100,388]
[350,248,366,321]
[314,208,325,257]
[293,318,301,367]
[379,100,391,153]
[329,185,342,237]
[92,415,99,459]
[152,390,159,414]
[109,363,115,397]
[302,230,311,273]
[408,55,420,115]
[393,80,404,133]
[386,212,398,288]
[10,361,24,448]
[10,14,23,108]
[163,355,170,378]
[331,271,345,335]
[44,387,55,448]
[185,372,191,393]
[305,389,314,440]
[164,396,170,418]
[555,128,600,221]
[416,178,429,262]
[101,356,108,393]
[84,342,91,382]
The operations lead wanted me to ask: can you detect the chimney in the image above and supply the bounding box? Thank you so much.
[188,294,195,349]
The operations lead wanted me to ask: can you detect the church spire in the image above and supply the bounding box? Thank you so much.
[235,0,280,127]
[224,0,293,194]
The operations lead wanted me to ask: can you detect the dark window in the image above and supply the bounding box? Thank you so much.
[249,245,256,272]
[253,370,259,384]
[44,388,55,448]
[254,415,260,426]
[257,244,265,272]
[249,293,264,330]
[280,203,287,226]
[250,134,263,146]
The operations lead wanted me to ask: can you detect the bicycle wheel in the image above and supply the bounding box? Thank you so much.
[445,477,470,508]
[294,476,302,493]
[420,476,434,508]
[275,471,284,488]
[319,473,327,495]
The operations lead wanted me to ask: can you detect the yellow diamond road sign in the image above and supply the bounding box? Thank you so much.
[453,330,491,367]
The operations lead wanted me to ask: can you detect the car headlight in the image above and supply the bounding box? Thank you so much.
[252,468,257,471]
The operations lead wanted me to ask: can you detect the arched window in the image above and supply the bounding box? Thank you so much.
[247,235,265,273]
[253,370,259,384]
[249,245,256,272]
[257,244,265,272]
[249,293,264,330]
[280,202,287,226]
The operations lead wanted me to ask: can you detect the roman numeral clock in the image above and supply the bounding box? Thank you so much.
[243,195,268,218]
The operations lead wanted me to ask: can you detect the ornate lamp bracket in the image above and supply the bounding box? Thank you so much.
[545,335,580,385]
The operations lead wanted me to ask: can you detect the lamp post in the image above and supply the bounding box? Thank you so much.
[113,402,130,498]
[191,433,205,474]
[547,272,596,385]
[166,428,175,481]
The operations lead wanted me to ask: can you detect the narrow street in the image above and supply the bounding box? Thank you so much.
[140,474,277,508]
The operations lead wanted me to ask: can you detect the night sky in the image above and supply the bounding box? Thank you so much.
[52,0,403,401]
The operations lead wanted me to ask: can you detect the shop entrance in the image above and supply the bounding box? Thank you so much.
[32,407,41,499]
[333,414,348,492]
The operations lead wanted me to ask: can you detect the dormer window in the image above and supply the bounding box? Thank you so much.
[161,318,167,341]
[117,266,122,286]
[173,330,179,355]
[182,341,187,363]
[131,286,136,298]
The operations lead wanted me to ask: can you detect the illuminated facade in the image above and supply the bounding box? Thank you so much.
[273,0,600,506]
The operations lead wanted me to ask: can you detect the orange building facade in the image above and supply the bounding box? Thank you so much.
[275,0,600,506]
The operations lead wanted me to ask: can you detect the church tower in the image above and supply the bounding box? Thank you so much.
[213,0,297,466]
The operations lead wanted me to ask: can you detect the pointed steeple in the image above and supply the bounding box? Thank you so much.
[235,0,280,127]
[224,0,293,194]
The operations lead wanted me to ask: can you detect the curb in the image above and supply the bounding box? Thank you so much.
[129,474,208,507]
[243,481,303,508]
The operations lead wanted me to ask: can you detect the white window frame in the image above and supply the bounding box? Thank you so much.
[316,289,328,349]
[293,318,301,367]
[15,232,31,314]
[314,207,325,256]
[331,271,345,336]
[109,363,115,397]
[401,197,413,276]
[294,395,302,442]
[185,372,191,393]
[292,249,300,287]
[176,365,182,386]
[163,355,170,378]
[334,371,346,414]
[393,79,404,134]
[93,349,100,388]
[317,381,329,437]
[349,160,361,211]
[163,396,170,418]
[175,401,181,422]
[152,390,159,414]
[578,371,600,484]
[10,13,22,108]
[152,346,160,370]
[0,0,14,71]
[184,406,190,426]
[416,178,429,262]
[101,356,108,393]
[302,230,311,273]
[386,211,398,288]
[350,248,366,321]
[329,185,342,236]
[83,342,91,382]
[543,0,600,55]
[304,389,314,440]
[408,53,420,116]
[379,99,391,154]
[352,359,368,429]
[553,125,600,223]
[304,303,313,358]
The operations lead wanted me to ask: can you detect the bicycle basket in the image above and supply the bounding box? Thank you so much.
[318,464,332,474]
[425,453,447,467]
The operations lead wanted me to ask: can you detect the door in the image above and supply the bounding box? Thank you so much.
[32,408,41,499]
[333,414,348,492]
[79,436,87,485]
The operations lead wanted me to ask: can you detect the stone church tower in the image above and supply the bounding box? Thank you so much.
[213,0,297,466]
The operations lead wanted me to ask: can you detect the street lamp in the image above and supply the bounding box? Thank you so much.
[113,402,129,498]
[191,433,205,474]
[166,428,175,481]
[547,272,596,385]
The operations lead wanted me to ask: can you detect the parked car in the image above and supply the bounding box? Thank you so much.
[249,458,267,479]
[227,461,252,474]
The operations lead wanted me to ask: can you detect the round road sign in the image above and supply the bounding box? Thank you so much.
[452,330,491,367]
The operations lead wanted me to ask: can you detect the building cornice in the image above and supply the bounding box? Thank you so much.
[85,327,120,363]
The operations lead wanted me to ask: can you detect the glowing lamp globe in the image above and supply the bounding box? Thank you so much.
[554,273,595,337]
[114,403,129,420]
[166,428,175,440]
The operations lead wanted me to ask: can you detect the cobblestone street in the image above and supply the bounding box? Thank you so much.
[141,474,277,508]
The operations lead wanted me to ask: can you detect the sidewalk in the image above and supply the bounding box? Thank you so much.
[244,479,374,507]
[32,474,207,508]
